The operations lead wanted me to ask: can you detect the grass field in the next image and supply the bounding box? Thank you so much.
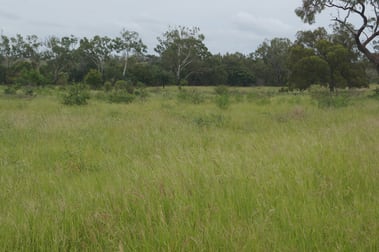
[0,86,378,251]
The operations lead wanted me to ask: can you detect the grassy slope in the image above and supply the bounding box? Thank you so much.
[0,88,378,251]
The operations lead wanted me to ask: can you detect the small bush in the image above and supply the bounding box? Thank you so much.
[84,69,103,89]
[62,83,90,105]
[22,87,35,97]
[104,81,113,92]
[115,80,134,94]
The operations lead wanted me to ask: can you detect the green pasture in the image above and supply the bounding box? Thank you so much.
[0,86,378,251]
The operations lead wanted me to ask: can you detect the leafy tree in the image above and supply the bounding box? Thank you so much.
[112,29,147,78]
[23,35,42,71]
[295,27,329,48]
[223,53,255,86]
[252,38,292,85]
[79,36,113,81]
[296,0,379,72]
[290,55,330,90]
[0,34,25,82]
[44,36,78,84]
[288,38,368,90]
[155,26,209,87]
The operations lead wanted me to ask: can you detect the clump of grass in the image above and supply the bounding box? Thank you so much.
[193,113,227,127]
[177,88,205,104]
[310,91,351,108]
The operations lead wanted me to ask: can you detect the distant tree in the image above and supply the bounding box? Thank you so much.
[44,36,78,84]
[252,38,292,86]
[79,36,113,81]
[296,0,379,72]
[288,39,368,90]
[295,27,329,48]
[289,54,330,90]
[23,35,42,71]
[223,53,255,86]
[155,26,209,87]
[112,29,147,78]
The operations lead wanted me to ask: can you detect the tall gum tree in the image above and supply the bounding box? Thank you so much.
[112,29,147,78]
[296,0,379,72]
[155,26,209,87]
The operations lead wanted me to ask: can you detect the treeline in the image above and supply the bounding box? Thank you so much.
[0,25,374,90]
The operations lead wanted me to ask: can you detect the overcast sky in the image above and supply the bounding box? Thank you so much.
[0,0,332,54]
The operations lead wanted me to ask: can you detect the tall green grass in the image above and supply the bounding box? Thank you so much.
[0,88,378,251]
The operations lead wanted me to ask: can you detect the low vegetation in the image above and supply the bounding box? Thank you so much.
[0,86,378,251]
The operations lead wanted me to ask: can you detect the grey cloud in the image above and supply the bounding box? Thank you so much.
[0,10,21,21]
[233,12,293,36]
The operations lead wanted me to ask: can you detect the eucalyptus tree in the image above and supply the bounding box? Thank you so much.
[44,35,78,84]
[79,35,113,80]
[155,26,209,87]
[0,34,41,82]
[23,35,42,71]
[296,0,379,71]
[113,29,147,78]
[0,34,24,71]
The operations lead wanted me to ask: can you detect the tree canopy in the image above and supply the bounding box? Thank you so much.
[296,0,379,71]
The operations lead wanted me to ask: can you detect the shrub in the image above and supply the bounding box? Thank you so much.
[22,87,35,97]
[115,80,134,94]
[62,83,90,105]
[84,69,103,89]
[104,81,113,93]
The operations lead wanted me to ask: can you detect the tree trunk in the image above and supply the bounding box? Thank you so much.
[122,51,129,78]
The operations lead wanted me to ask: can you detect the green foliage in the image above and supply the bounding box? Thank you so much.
[104,81,112,92]
[3,86,17,95]
[62,83,90,105]
[289,55,330,90]
[114,80,134,94]
[16,69,47,86]
[252,38,292,85]
[84,69,103,89]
